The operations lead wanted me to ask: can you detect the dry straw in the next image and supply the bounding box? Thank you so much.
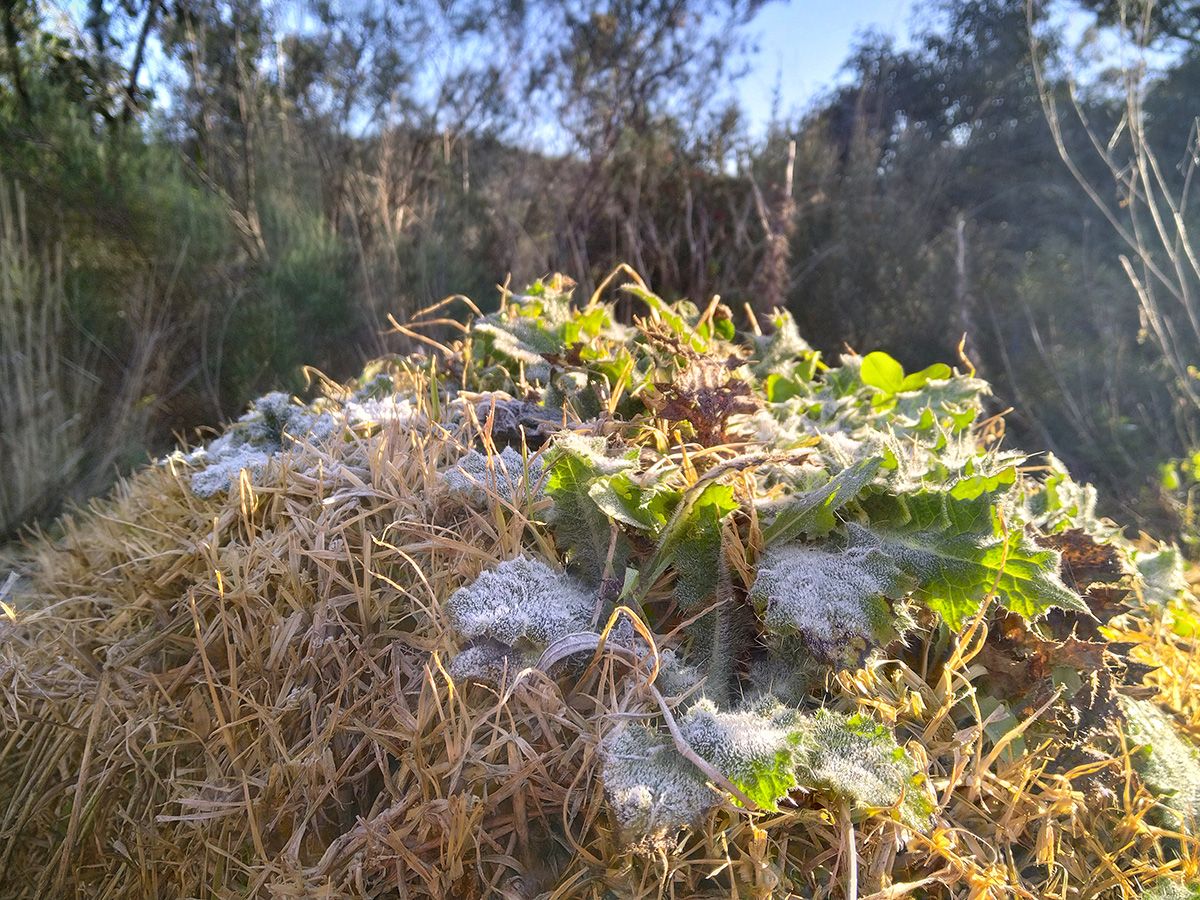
[1,306,1199,899]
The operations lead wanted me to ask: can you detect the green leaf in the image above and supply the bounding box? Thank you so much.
[795,710,933,831]
[635,480,739,607]
[857,490,1089,630]
[860,351,905,395]
[734,747,802,811]
[588,471,681,534]
[762,457,881,545]
[949,464,1016,500]
[899,362,952,392]
[561,305,611,345]
[764,372,804,403]
[544,434,635,578]
[674,484,739,608]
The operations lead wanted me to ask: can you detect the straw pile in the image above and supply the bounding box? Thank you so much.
[2,271,1200,899]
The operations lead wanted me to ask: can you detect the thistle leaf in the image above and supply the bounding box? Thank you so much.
[635,480,739,607]
[680,699,808,812]
[761,457,881,545]
[544,434,636,578]
[749,542,905,667]
[856,490,1088,630]
[600,701,933,840]
[600,724,716,839]
[1122,697,1200,831]
[588,471,681,534]
[796,710,934,830]
[445,556,594,647]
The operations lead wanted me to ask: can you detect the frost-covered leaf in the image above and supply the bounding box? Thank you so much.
[345,394,420,427]
[1122,697,1200,831]
[468,393,563,448]
[751,309,815,380]
[681,699,808,811]
[796,710,933,830]
[1143,881,1200,900]
[600,700,932,841]
[544,434,636,578]
[185,392,337,496]
[446,556,594,648]
[1024,456,1117,539]
[1131,545,1188,608]
[761,457,880,545]
[857,490,1088,630]
[473,287,578,366]
[448,638,534,684]
[888,383,985,436]
[188,444,273,498]
[749,542,905,667]
[601,724,716,840]
[442,447,544,503]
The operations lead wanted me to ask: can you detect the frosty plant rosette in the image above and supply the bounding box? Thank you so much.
[1,270,1199,898]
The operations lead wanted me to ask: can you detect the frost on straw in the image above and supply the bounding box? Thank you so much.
[184,392,337,497]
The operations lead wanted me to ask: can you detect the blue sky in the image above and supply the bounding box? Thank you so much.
[741,0,917,131]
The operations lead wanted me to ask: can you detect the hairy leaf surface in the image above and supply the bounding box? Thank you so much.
[857,490,1088,629]
[750,542,904,666]
[761,457,881,545]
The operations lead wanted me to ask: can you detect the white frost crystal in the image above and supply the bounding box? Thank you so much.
[184,392,338,497]
[749,543,902,665]
[442,447,544,503]
[345,395,420,427]
[447,556,592,646]
[600,700,931,841]
[601,723,716,840]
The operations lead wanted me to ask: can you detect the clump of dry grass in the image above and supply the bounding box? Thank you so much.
[2,274,1200,899]
[0,183,96,537]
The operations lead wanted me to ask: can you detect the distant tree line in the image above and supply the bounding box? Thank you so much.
[1,0,1199,538]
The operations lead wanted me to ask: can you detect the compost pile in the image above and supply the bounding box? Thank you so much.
[2,271,1200,898]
